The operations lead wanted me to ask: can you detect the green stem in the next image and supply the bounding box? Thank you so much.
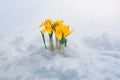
[41,31,47,49]
[59,43,65,55]
[49,33,54,51]
[49,37,54,51]
[56,37,60,49]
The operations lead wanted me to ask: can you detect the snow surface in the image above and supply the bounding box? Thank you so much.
[0,0,120,80]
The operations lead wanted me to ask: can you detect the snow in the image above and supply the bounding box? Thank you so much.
[0,0,120,80]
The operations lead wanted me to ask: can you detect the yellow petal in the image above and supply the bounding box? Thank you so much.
[64,30,73,37]
[39,24,43,28]
[56,31,62,40]
[42,29,47,34]
[47,28,52,34]
[62,25,73,38]
[45,19,53,25]
[55,20,64,26]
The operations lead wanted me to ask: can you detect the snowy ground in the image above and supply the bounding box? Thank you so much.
[0,0,120,80]
[0,28,120,80]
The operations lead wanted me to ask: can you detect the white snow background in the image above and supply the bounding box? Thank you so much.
[0,0,120,80]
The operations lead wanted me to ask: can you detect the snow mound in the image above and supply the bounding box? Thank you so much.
[0,32,120,80]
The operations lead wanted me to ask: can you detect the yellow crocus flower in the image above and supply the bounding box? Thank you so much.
[55,25,73,40]
[41,24,53,34]
[39,19,53,34]
[45,19,53,25]
[63,25,73,37]
[54,20,64,40]
[55,25,63,40]
[55,20,64,26]
[39,19,53,27]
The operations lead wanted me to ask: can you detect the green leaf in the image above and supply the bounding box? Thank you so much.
[60,36,67,45]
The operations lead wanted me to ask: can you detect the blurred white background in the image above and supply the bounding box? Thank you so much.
[0,0,120,37]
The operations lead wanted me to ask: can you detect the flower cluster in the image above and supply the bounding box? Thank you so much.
[39,19,73,54]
